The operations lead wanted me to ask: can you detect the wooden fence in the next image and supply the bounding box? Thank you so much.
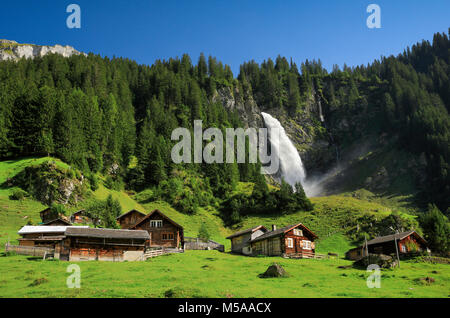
[284,252,328,259]
[143,247,185,260]
[5,243,53,257]
[184,237,224,252]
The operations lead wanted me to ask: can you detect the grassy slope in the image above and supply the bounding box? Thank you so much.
[0,251,448,298]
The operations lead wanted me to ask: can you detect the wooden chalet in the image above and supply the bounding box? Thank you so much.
[60,227,150,262]
[116,209,146,229]
[39,207,70,224]
[69,209,94,224]
[345,230,428,260]
[130,209,184,249]
[249,223,318,258]
[226,226,268,255]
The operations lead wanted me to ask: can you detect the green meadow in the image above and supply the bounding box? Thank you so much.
[0,158,448,298]
[0,251,448,298]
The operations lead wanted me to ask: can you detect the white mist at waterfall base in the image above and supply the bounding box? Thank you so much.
[260,112,308,193]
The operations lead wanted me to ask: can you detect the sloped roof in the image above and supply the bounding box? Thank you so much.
[116,209,147,220]
[367,230,426,246]
[250,223,318,243]
[18,225,88,235]
[130,209,183,230]
[226,225,267,239]
[71,209,86,217]
[43,218,72,226]
[65,227,150,240]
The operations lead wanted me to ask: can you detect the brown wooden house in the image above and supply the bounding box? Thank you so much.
[60,227,150,261]
[249,223,318,258]
[345,230,428,260]
[39,207,70,224]
[69,209,95,224]
[116,209,146,229]
[130,209,184,249]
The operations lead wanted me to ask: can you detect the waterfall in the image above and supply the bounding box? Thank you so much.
[261,112,307,190]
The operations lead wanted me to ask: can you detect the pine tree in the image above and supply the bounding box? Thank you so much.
[420,204,449,254]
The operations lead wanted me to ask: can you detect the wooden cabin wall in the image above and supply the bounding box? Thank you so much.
[135,213,182,248]
[118,211,145,229]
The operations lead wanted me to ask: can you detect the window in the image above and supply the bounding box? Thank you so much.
[293,229,303,236]
[150,220,163,228]
[302,240,312,250]
[287,238,294,248]
[400,245,406,253]
[162,233,174,240]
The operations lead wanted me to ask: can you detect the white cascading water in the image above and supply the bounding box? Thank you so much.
[261,112,307,191]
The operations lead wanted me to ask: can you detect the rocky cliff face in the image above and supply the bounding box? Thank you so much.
[213,86,263,129]
[0,39,86,61]
[214,83,423,199]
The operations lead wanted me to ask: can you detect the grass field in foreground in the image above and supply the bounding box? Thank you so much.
[0,251,448,298]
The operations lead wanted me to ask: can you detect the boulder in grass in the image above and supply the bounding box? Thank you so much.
[353,254,398,269]
[420,277,435,285]
[259,263,289,278]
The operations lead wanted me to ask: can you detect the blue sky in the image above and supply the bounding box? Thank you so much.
[1,0,449,75]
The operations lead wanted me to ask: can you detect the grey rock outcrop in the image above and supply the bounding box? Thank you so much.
[0,39,86,61]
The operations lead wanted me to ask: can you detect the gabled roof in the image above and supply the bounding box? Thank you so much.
[65,227,150,240]
[366,230,427,246]
[71,209,86,217]
[250,223,318,243]
[130,209,183,230]
[43,218,72,226]
[18,225,88,235]
[116,209,147,220]
[226,225,268,239]
[39,208,51,215]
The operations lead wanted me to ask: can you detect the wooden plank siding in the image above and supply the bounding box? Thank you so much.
[131,210,184,249]
[250,224,317,258]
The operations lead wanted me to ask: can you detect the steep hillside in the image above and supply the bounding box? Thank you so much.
[0,157,421,253]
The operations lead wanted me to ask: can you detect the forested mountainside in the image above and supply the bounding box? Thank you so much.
[0,30,449,213]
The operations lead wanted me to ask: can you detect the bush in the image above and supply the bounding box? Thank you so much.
[10,189,28,200]
[198,223,211,242]
[104,175,124,191]
[87,173,99,191]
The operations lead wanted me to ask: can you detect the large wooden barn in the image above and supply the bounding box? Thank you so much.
[130,209,184,249]
[15,226,149,261]
[227,223,318,258]
[345,230,429,260]
[61,227,150,261]
[116,209,146,229]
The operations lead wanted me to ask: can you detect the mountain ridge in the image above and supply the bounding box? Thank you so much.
[0,39,86,61]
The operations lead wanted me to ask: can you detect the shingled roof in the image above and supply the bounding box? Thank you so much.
[226,225,267,239]
[250,223,318,243]
[366,230,426,246]
[116,209,146,220]
[130,209,183,230]
[65,227,150,240]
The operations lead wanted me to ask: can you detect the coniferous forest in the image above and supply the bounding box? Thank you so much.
[0,30,449,219]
